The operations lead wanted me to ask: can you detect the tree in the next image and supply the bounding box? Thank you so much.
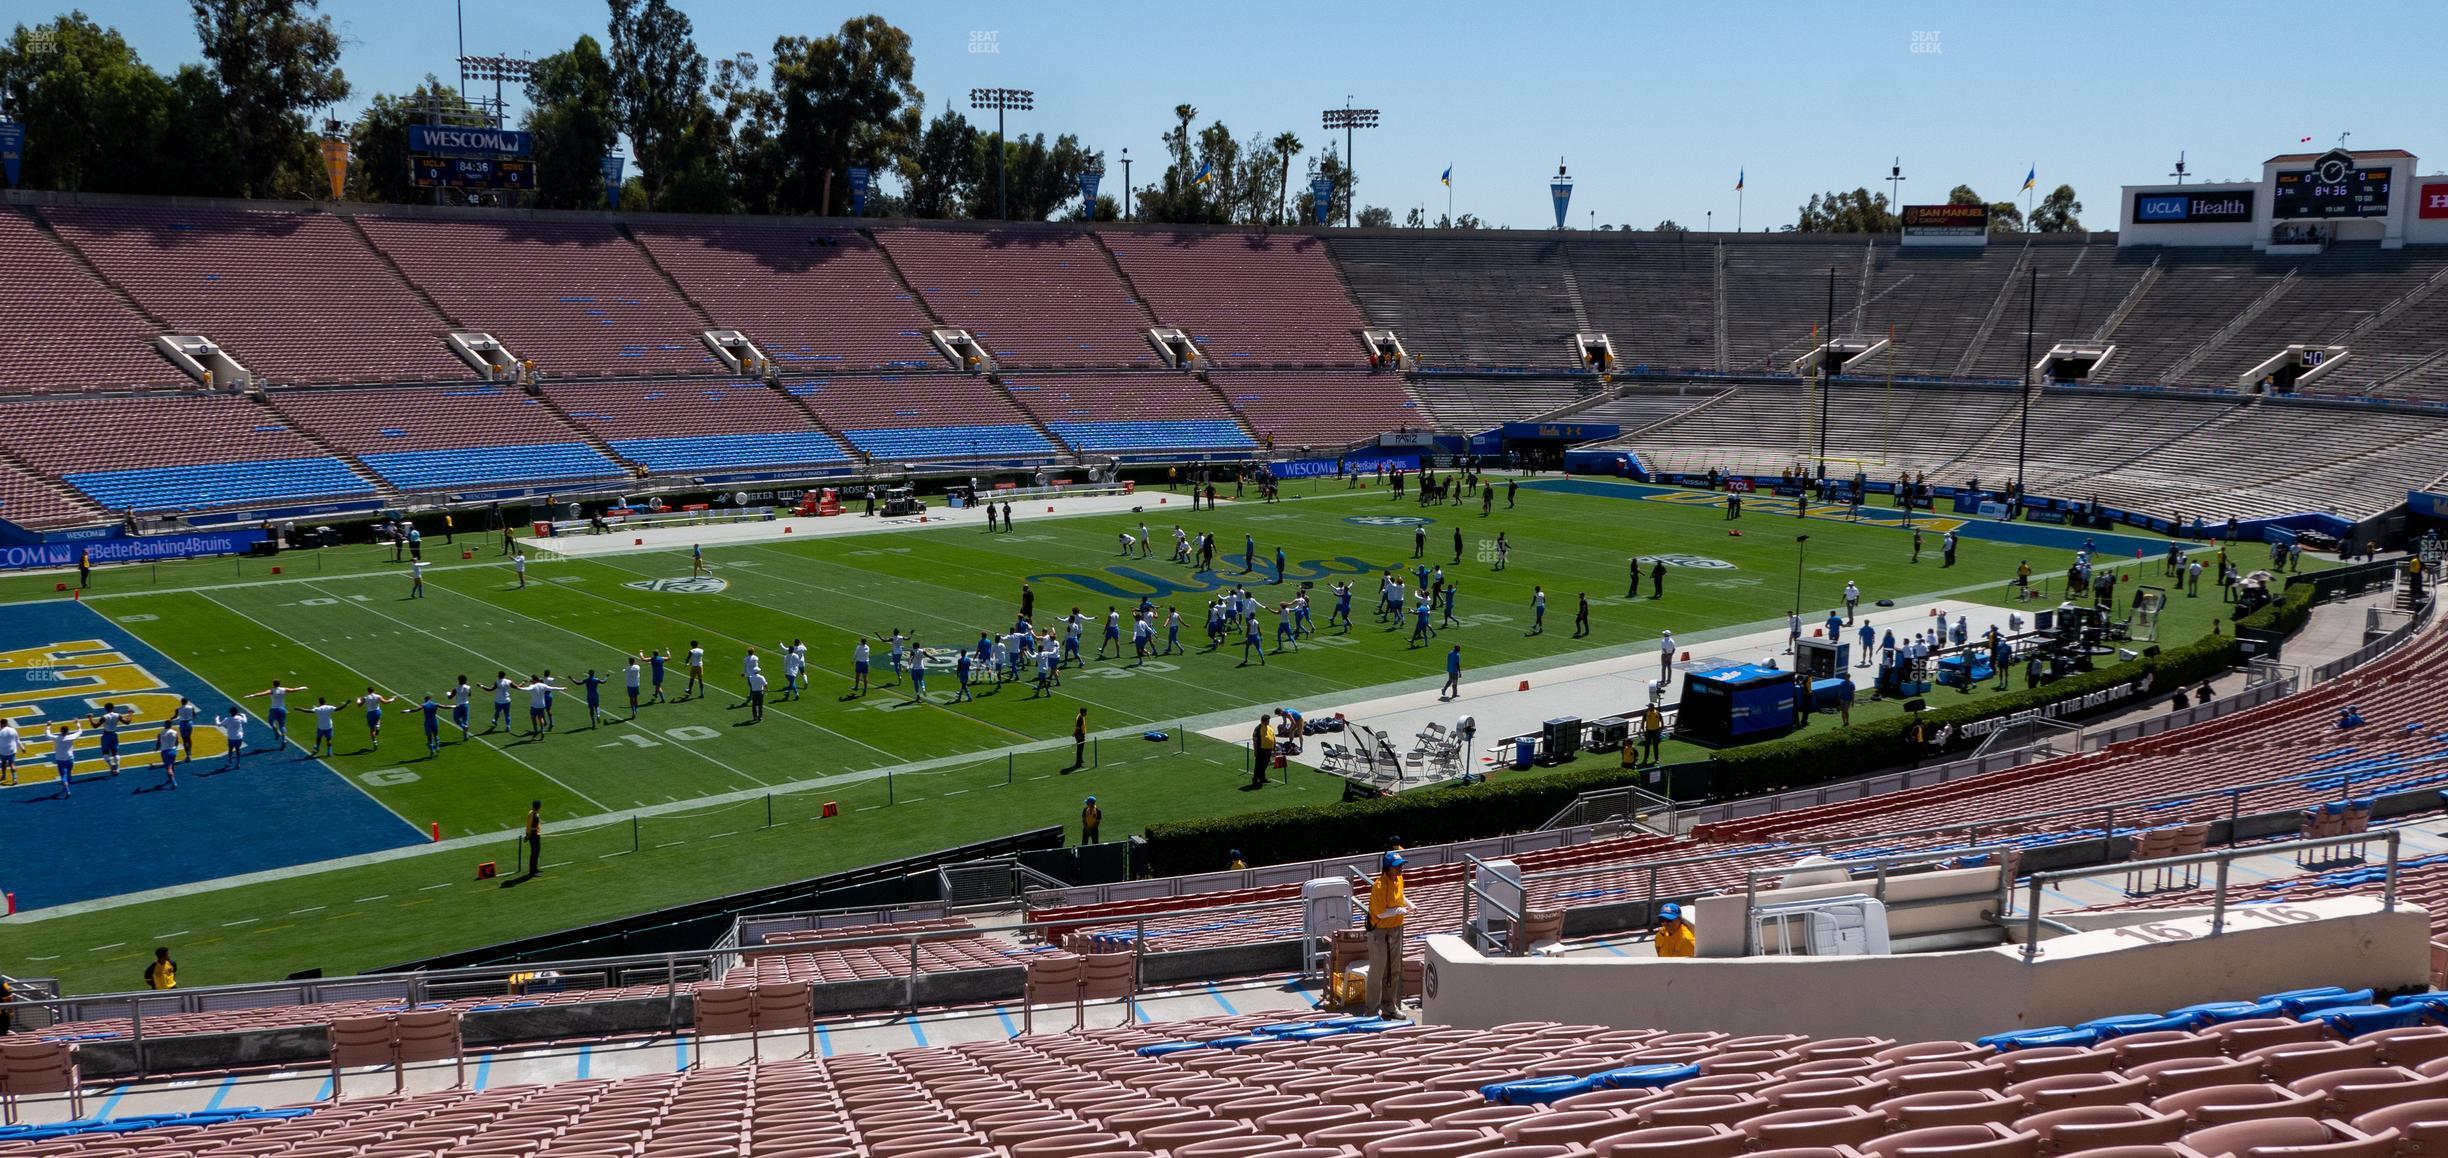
[161,64,245,197]
[1652,219,1684,232]
[190,0,349,198]
[1945,183,1982,206]
[1298,144,1352,227]
[708,51,781,214]
[607,0,708,211]
[0,15,180,194]
[525,37,622,211]
[970,131,1094,221]
[1069,193,1121,223]
[1795,188,1896,233]
[899,102,977,218]
[351,76,478,204]
[1269,131,1302,226]
[1357,205,1393,229]
[1987,202,2026,234]
[768,15,921,217]
[2031,184,2083,233]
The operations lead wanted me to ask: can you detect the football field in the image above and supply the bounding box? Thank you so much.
[0,477,2248,991]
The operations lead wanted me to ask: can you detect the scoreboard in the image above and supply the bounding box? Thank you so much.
[411,155,534,191]
[2272,151,2391,219]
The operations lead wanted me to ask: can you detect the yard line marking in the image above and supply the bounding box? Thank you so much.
[419,882,453,891]
[354,895,388,903]
[291,906,325,914]
[88,942,125,952]
[456,567,919,764]
[279,583,620,811]
[654,841,687,849]
[153,930,189,939]
[195,588,581,821]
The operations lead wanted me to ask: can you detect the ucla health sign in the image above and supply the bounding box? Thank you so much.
[407,125,534,158]
[2131,189,2255,224]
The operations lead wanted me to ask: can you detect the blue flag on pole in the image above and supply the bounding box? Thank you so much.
[0,123,26,189]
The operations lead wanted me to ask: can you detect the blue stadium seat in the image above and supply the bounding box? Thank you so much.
[1047,420,1255,453]
[358,443,623,492]
[65,457,375,512]
[607,432,851,473]
[842,424,1054,461]
[2298,1003,2425,1036]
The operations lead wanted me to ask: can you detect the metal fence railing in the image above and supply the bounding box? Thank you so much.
[2016,830,2401,962]
[1540,784,1679,834]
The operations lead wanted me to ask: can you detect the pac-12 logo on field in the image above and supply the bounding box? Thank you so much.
[624,576,730,594]
[1344,515,1436,528]
[1654,554,1735,570]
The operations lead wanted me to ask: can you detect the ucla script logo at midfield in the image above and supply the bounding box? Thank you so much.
[1654,554,1736,570]
[1343,515,1436,528]
[1031,556,1384,600]
[623,576,730,595]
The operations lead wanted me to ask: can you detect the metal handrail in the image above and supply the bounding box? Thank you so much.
[1460,854,1528,954]
[16,887,1350,1076]
[1735,724,2426,853]
[2017,829,2401,962]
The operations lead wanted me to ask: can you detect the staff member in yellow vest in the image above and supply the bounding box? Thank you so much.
[1654,902,1697,958]
[1365,852,1412,1017]
[145,946,178,989]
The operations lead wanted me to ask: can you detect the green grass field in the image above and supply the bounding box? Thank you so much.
[0,477,2268,992]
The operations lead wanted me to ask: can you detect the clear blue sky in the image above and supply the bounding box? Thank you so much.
[54,0,2448,229]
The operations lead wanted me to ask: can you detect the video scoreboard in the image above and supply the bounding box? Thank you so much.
[407,124,536,192]
[2272,150,2392,219]
[411,156,534,190]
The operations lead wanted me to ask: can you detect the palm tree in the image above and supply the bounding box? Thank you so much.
[1171,104,1198,184]
[1271,131,1303,226]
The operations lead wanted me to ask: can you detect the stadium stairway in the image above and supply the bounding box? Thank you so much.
[1086,232,1165,332]
[21,207,174,335]
[862,226,952,330]
[0,441,108,527]
[615,222,720,332]
[335,212,462,331]
[1194,373,1269,448]
[529,387,644,477]
[245,393,401,503]
[767,381,874,471]
[992,376,1079,461]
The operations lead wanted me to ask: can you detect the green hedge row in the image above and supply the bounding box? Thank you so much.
[1141,582,2316,875]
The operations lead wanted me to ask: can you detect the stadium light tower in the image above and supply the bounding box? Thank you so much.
[1885,157,1906,214]
[1120,147,1132,222]
[1320,100,1380,228]
[458,55,536,129]
[2017,265,2038,517]
[1816,267,1835,479]
[1792,534,1811,616]
[2169,150,2190,186]
[970,87,1034,220]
